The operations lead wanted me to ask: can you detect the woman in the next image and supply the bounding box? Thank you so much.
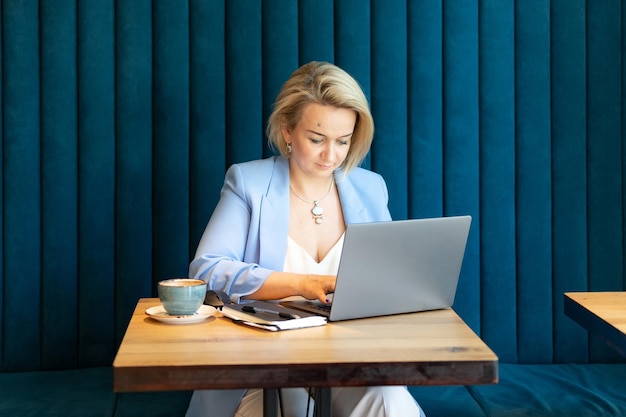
[186,62,425,417]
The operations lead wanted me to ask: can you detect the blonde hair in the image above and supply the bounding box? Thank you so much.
[267,61,374,174]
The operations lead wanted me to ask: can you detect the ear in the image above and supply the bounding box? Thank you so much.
[281,126,292,143]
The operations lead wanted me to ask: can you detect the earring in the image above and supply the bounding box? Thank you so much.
[286,143,292,154]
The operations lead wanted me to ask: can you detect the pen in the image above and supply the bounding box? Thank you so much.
[241,305,301,319]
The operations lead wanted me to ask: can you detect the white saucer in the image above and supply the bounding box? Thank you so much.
[145,305,217,324]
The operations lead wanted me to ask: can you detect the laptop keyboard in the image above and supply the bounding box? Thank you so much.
[280,300,332,317]
[311,302,331,313]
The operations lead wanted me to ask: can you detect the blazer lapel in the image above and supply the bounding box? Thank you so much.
[258,157,290,270]
[336,172,369,224]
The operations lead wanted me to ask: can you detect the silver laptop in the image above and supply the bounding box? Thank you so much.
[281,215,472,321]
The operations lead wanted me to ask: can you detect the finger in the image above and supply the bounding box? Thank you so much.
[318,286,331,304]
[319,293,331,304]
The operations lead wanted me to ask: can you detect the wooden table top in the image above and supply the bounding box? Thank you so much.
[564,292,626,356]
[113,298,498,392]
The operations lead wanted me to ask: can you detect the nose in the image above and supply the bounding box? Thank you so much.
[320,141,336,162]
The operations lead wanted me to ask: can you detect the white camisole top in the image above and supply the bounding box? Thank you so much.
[281,233,344,301]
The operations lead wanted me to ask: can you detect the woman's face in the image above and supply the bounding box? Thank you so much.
[282,103,356,179]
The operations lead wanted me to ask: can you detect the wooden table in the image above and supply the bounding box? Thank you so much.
[564,292,626,356]
[114,298,498,416]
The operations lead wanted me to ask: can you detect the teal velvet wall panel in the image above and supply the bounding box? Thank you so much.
[586,0,624,363]
[299,0,335,64]
[77,0,116,368]
[40,0,79,370]
[335,0,372,168]
[152,1,191,330]
[114,0,154,345]
[515,0,553,364]
[335,0,371,99]
[3,0,42,372]
[226,0,263,165]
[371,0,408,220]
[262,0,299,159]
[0,0,3,375]
[551,0,590,364]
[189,0,226,252]
[2,0,626,372]
[479,0,517,363]
[407,1,443,220]
[442,0,482,335]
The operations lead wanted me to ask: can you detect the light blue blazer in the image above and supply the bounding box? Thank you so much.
[189,156,392,301]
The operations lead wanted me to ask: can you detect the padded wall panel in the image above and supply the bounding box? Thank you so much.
[189,0,226,251]
[0,0,3,376]
[262,0,299,158]
[515,0,553,363]
[442,0,481,333]
[586,0,624,363]
[335,0,372,168]
[371,0,408,220]
[620,2,626,288]
[2,0,42,372]
[621,2,626,288]
[152,2,191,284]
[298,0,335,64]
[479,0,517,363]
[335,0,371,98]
[225,0,263,165]
[40,0,79,370]
[407,1,443,219]
[77,0,116,367]
[550,0,590,364]
[113,0,154,343]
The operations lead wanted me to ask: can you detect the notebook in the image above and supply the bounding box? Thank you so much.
[220,300,328,331]
[280,215,472,321]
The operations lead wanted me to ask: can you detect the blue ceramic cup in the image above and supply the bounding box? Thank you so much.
[158,278,207,316]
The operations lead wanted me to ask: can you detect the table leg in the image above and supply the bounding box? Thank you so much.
[314,387,331,417]
[263,388,279,417]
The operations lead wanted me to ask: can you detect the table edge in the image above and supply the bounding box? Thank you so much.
[113,359,499,392]
[563,292,626,357]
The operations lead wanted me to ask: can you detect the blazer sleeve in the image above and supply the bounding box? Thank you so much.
[189,163,274,301]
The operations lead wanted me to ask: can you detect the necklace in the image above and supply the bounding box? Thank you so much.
[290,178,335,224]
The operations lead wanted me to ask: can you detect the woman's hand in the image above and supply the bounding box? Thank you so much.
[299,274,336,303]
[243,272,336,304]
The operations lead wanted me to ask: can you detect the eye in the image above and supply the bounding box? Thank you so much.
[337,135,352,146]
[309,137,324,144]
